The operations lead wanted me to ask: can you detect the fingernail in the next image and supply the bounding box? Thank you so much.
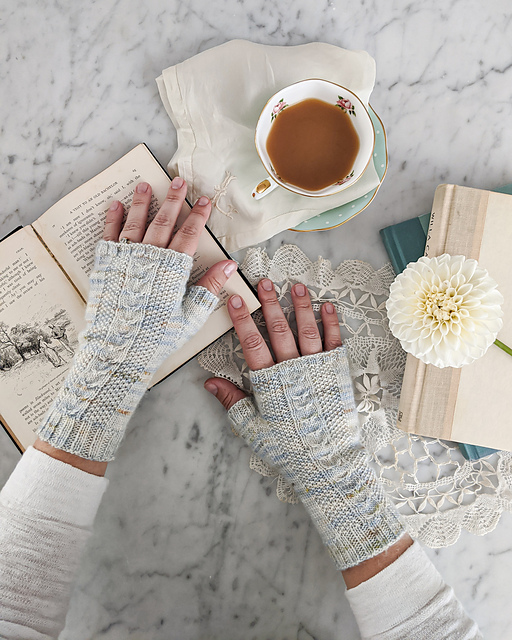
[294,284,306,297]
[224,262,238,277]
[171,176,184,190]
[261,279,273,292]
[204,382,218,396]
[109,200,120,211]
[136,182,149,193]
[197,196,209,206]
[325,302,335,314]
[230,295,243,309]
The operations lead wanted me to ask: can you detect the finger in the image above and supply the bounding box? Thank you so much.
[142,177,187,247]
[258,279,299,363]
[103,200,124,241]
[119,182,152,243]
[321,302,343,351]
[291,283,323,356]
[195,260,238,295]
[228,295,274,370]
[204,377,247,411]
[169,196,211,256]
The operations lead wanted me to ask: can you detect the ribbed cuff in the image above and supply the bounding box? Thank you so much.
[95,238,194,269]
[36,406,127,462]
[0,447,108,528]
[249,345,349,388]
[228,397,260,441]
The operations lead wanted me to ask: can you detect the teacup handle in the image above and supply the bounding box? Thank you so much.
[252,176,279,200]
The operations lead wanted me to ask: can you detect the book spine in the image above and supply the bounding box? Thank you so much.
[397,185,457,439]
[379,226,406,275]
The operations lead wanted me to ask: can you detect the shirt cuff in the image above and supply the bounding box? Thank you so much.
[345,541,445,638]
[0,446,108,528]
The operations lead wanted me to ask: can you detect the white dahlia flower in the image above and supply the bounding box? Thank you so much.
[386,254,504,368]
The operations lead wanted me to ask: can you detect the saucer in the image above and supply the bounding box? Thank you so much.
[292,105,388,232]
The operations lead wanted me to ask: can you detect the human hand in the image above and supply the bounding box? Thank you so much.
[103,178,237,295]
[204,279,342,407]
[204,281,405,571]
[36,179,237,463]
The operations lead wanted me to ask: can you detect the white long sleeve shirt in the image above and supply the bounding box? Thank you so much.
[0,448,482,639]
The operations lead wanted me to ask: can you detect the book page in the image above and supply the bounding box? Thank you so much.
[0,227,86,451]
[32,144,260,384]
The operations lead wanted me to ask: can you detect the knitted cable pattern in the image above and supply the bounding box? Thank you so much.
[228,346,406,571]
[36,240,218,462]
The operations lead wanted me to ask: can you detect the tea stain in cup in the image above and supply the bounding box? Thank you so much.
[266,98,360,192]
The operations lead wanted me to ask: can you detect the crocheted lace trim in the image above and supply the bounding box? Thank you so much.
[198,244,512,548]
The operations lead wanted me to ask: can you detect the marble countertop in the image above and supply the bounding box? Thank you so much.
[1,0,512,638]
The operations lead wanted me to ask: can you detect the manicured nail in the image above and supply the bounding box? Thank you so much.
[261,278,273,292]
[197,196,209,206]
[171,176,184,189]
[325,302,335,314]
[204,382,218,396]
[230,295,243,309]
[294,284,306,297]
[136,182,149,193]
[109,200,120,211]
[224,262,238,277]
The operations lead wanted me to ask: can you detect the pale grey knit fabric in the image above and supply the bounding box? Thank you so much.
[228,346,406,570]
[36,240,218,462]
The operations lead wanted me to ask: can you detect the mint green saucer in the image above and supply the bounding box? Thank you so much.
[292,105,388,232]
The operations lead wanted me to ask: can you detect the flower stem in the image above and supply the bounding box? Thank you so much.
[494,338,512,357]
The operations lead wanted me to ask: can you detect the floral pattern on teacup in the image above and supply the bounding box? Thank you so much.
[271,98,288,122]
[336,96,356,116]
[335,170,355,186]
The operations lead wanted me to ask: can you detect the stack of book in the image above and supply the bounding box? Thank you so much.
[380,183,512,460]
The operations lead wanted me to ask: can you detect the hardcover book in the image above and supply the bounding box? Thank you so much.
[0,144,260,453]
[396,184,512,452]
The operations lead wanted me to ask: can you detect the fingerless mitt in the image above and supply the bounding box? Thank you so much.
[228,346,405,571]
[36,240,218,461]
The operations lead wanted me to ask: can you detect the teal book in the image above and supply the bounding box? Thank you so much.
[380,183,512,461]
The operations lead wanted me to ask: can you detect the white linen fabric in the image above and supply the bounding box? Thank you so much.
[156,40,380,251]
[0,447,481,638]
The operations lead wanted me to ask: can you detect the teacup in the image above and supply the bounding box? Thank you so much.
[253,79,375,200]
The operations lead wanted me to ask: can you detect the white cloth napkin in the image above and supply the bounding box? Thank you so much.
[157,40,380,251]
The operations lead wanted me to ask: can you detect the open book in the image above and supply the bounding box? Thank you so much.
[0,144,260,453]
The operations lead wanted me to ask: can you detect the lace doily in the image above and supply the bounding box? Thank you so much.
[198,245,512,548]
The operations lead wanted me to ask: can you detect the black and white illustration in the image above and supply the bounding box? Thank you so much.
[0,308,78,380]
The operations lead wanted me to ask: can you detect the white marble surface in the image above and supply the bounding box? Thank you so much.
[1,0,512,637]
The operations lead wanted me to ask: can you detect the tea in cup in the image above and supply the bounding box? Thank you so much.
[253,79,374,199]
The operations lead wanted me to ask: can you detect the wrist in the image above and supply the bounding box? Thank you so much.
[33,439,108,477]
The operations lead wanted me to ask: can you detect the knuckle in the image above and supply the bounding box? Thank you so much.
[149,214,171,229]
[121,220,143,234]
[269,319,290,334]
[242,332,264,352]
[191,204,209,217]
[234,309,251,321]
[326,338,343,350]
[262,295,280,307]
[223,391,238,410]
[131,196,148,207]
[300,325,320,341]
[165,191,182,204]
[295,299,312,310]
[178,224,198,238]
[206,274,223,292]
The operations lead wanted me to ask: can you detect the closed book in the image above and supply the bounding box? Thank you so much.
[396,184,512,452]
